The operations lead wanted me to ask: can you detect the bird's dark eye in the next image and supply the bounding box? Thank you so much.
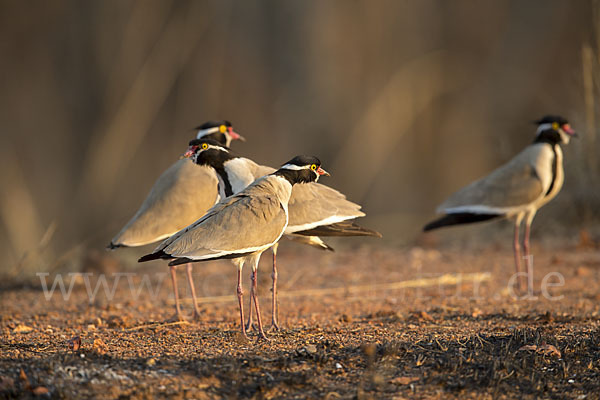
[310,164,317,171]
[219,125,227,133]
[201,143,208,150]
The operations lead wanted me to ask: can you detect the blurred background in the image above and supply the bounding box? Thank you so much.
[1,0,599,280]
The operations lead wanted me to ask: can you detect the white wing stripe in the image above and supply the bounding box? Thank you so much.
[285,214,355,234]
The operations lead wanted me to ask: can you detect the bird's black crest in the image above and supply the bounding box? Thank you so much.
[534,115,569,125]
[281,155,322,168]
[276,155,323,185]
[188,139,235,169]
[188,138,230,149]
[194,120,232,130]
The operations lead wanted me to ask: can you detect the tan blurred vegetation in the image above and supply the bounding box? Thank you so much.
[0,0,598,278]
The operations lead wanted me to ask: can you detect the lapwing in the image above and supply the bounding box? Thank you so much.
[139,155,330,339]
[184,139,381,330]
[424,115,577,294]
[108,121,244,321]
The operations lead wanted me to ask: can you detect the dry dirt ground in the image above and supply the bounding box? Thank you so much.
[2,243,600,399]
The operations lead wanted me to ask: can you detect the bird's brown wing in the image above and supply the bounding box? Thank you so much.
[110,159,218,247]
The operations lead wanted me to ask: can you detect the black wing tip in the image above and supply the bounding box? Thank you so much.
[168,257,194,266]
[423,213,503,231]
[106,242,121,250]
[138,250,171,263]
[368,229,383,239]
[319,240,335,252]
[344,223,383,238]
[295,221,382,238]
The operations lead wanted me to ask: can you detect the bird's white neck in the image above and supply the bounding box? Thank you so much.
[217,158,258,198]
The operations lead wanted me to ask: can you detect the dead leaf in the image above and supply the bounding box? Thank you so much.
[538,343,561,358]
[13,325,33,333]
[67,336,81,351]
[19,369,30,389]
[518,345,538,352]
[518,344,561,357]
[578,230,596,249]
[32,386,49,395]
[390,376,419,385]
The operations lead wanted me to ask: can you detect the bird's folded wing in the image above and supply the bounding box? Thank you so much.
[286,183,365,232]
[159,192,287,260]
[252,163,276,177]
[439,151,545,213]
[111,160,218,247]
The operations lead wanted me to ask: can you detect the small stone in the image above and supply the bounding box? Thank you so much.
[390,376,419,385]
[304,344,317,354]
[146,358,156,366]
[335,363,342,369]
[13,325,33,333]
[575,266,593,277]
[32,386,49,395]
[92,338,108,355]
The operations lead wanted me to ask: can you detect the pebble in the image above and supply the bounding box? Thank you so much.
[304,344,317,354]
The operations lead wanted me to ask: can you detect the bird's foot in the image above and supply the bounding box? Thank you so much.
[269,320,280,332]
[256,331,270,342]
[164,313,187,323]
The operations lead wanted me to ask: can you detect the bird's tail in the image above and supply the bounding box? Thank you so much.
[106,242,123,250]
[294,221,382,238]
[285,234,335,251]
[138,250,169,263]
[423,213,502,231]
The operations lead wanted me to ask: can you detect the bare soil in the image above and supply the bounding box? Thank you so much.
[2,244,600,399]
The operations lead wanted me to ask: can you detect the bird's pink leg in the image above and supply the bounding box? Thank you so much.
[512,215,524,293]
[185,263,202,320]
[270,244,280,331]
[523,215,534,296]
[168,265,185,322]
[236,264,248,339]
[251,265,268,340]
[245,271,255,331]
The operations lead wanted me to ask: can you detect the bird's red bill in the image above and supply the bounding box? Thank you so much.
[183,145,198,158]
[317,166,330,176]
[562,124,576,135]
[228,128,245,141]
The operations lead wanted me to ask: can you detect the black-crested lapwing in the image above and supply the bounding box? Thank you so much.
[424,115,577,294]
[108,121,244,321]
[184,139,381,330]
[139,156,330,339]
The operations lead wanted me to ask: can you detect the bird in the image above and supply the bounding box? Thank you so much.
[139,155,330,339]
[107,121,244,321]
[423,115,577,294]
[183,138,381,330]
